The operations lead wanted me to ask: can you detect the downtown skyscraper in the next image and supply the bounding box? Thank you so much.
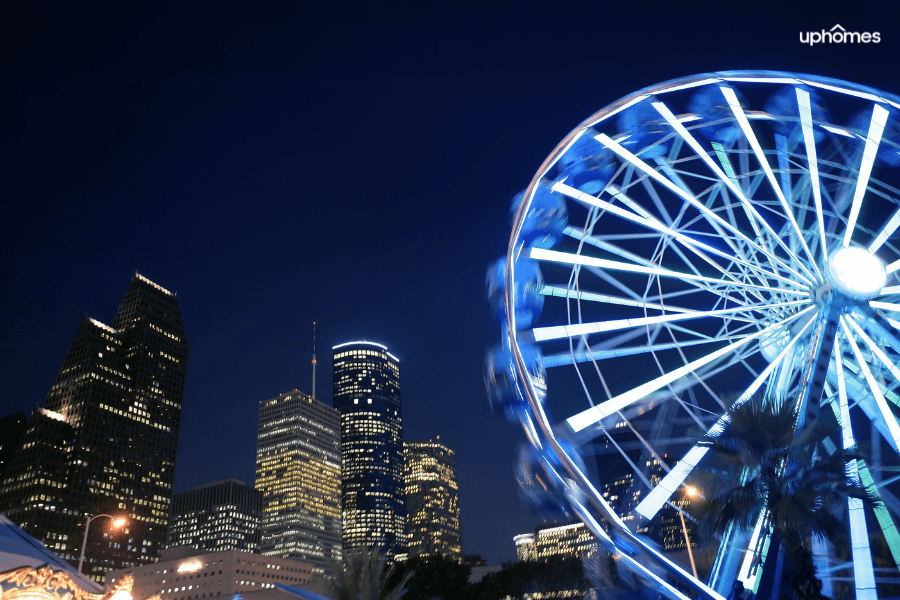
[166,479,262,553]
[404,440,463,561]
[332,341,406,562]
[256,390,341,574]
[0,273,188,582]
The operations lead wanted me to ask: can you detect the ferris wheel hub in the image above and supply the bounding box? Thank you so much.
[827,245,887,300]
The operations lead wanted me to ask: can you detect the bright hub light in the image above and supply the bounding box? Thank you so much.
[828,246,887,299]
[112,517,127,528]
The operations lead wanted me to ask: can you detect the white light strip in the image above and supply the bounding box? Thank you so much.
[721,87,821,278]
[634,312,814,519]
[844,104,890,247]
[542,338,726,368]
[650,102,815,286]
[332,340,388,350]
[797,89,829,262]
[835,338,855,451]
[658,78,722,93]
[848,495,877,600]
[737,512,768,589]
[723,77,801,84]
[532,299,808,342]
[881,286,900,295]
[840,317,900,450]
[539,285,696,314]
[869,207,900,253]
[887,260,900,274]
[845,317,900,389]
[567,306,814,432]
[587,94,650,128]
[531,247,810,296]
[801,80,884,103]
[635,446,709,519]
[821,124,854,138]
[870,300,900,312]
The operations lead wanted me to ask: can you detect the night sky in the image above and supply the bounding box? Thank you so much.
[3,1,899,565]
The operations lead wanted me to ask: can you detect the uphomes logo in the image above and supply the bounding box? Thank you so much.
[800,24,881,45]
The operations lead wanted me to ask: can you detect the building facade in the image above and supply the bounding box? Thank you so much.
[332,341,405,561]
[105,547,312,600]
[0,273,188,581]
[404,440,463,560]
[515,523,597,561]
[256,390,341,574]
[167,479,262,553]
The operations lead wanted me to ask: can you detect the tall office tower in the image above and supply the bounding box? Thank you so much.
[0,273,188,582]
[332,341,405,562]
[404,440,463,561]
[256,390,341,574]
[166,479,262,553]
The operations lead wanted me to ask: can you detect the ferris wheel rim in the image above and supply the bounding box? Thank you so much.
[500,70,900,599]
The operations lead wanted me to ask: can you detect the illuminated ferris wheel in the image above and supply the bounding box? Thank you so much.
[486,71,900,600]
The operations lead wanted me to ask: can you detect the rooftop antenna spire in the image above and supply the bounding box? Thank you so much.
[311,321,317,399]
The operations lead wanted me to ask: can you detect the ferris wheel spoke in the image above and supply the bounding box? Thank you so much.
[529,299,803,343]
[844,104,891,247]
[835,359,900,570]
[844,317,900,388]
[635,311,816,520]
[565,227,664,271]
[831,341,880,598]
[839,317,900,452]
[796,89,830,262]
[848,310,900,359]
[868,206,900,253]
[721,87,822,280]
[542,337,739,368]
[540,285,696,314]
[565,306,815,433]
[530,248,810,298]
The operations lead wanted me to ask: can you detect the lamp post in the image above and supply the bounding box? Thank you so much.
[78,514,127,573]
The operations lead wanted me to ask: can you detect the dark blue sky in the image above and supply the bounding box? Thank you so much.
[3,1,898,564]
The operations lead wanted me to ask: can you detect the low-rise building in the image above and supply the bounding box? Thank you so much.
[105,548,313,600]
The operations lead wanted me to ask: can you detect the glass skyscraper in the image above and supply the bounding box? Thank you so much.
[0,273,188,582]
[256,390,341,574]
[166,479,262,553]
[332,341,405,561]
[404,440,463,561]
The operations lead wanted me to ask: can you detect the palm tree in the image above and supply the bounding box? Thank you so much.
[330,549,412,600]
[690,395,877,600]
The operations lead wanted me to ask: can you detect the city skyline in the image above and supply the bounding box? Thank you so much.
[4,1,898,565]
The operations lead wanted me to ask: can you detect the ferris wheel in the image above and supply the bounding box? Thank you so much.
[486,71,900,600]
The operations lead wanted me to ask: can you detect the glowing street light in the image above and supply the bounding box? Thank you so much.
[78,513,128,573]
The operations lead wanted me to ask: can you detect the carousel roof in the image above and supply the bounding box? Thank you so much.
[0,513,103,594]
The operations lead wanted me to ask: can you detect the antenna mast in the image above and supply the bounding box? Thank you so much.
[311,321,317,399]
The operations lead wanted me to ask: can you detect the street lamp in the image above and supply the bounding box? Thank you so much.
[78,514,128,573]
